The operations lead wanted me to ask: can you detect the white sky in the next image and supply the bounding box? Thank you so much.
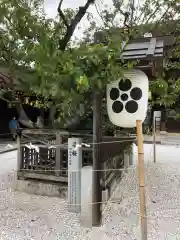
[43,0,108,18]
[43,0,171,40]
[43,0,112,39]
[43,0,156,40]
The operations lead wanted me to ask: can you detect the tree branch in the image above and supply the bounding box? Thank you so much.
[112,0,130,28]
[57,0,69,29]
[150,7,177,34]
[59,0,95,51]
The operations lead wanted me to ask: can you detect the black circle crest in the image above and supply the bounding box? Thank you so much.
[110,78,141,114]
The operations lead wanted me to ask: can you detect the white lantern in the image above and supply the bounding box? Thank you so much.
[107,69,149,128]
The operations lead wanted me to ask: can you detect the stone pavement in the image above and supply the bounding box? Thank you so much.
[144,133,180,145]
[0,146,180,239]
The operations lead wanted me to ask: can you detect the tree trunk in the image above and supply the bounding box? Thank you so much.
[64,103,85,130]
[40,108,44,126]
[15,102,33,128]
[160,107,167,132]
[48,105,56,128]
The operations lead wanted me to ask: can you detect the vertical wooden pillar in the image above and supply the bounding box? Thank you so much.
[49,105,56,128]
[17,135,22,172]
[55,132,62,176]
[160,108,167,132]
[17,133,24,180]
[40,108,44,125]
[152,59,165,132]
[124,151,129,173]
[92,92,102,226]
[39,147,48,166]
[136,120,147,240]
[153,116,156,163]
[129,144,133,166]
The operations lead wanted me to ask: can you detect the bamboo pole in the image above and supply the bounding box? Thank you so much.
[136,120,147,240]
[153,116,156,163]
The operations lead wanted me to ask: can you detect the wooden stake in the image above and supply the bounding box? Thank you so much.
[136,120,147,240]
[17,134,21,172]
[153,116,156,163]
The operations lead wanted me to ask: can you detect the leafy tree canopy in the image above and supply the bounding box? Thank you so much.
[0,0,179,125]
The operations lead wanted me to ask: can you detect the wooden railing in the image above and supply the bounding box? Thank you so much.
[17,129,135,186]
[166,118,180,133]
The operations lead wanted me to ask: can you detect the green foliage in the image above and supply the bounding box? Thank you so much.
[150,21,180,108]
[0,0,179,128]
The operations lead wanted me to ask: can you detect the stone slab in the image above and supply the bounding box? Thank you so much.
[14,179,68,198]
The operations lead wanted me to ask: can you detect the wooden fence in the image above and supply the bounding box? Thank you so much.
[17,129,135,187]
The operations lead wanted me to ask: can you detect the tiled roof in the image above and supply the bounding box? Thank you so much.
[121,37,164,60]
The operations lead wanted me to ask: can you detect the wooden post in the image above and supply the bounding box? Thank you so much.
[55,132,62,176]
[17,135,22,172]
[129,144,133,166]
[92,92,102,226]
[153,115,156,163]
[49,104,56,127]
[40,108,44,126]
[124,151,129,173]
[17,132,24,180]
[136,120,147,240]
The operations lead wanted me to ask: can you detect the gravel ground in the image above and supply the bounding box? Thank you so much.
[102,144,180,240]
[0,145,180,239]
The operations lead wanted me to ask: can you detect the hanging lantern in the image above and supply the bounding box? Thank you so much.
[106,69,149,128]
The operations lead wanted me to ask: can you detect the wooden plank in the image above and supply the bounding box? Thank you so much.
[146,38,156,57]
[22,129,57,135]
[17,171,68,183]
[22,129,93,137]
[55,132,62,176]
[22,164,55,169]
[123,48,163,56]
[19,143,92,152]
[124,41,149,50]
[103,172,116,187]
[17,136,22,171]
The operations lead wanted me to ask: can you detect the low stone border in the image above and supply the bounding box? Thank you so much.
[14,179,68,198]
